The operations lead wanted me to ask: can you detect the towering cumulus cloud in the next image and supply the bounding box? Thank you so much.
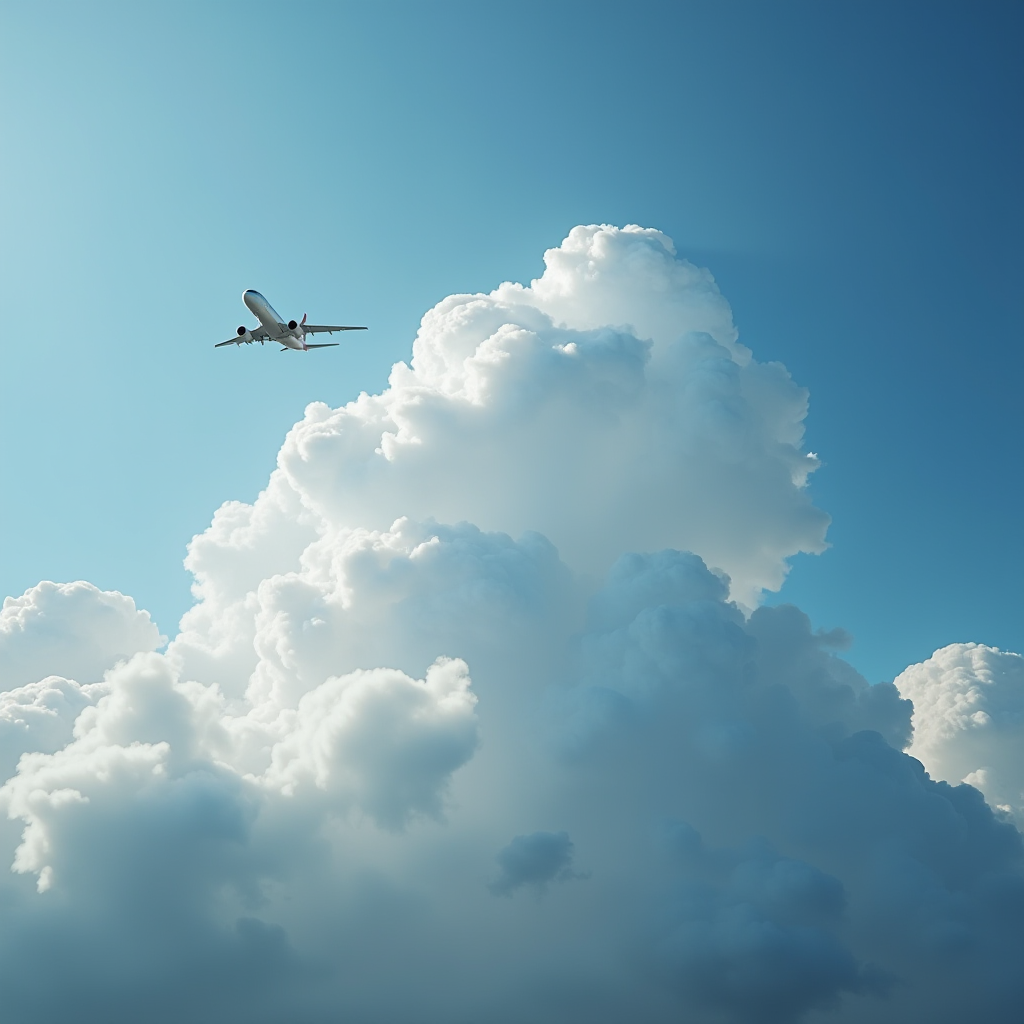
[0,226,1019,1024]
[895,643,1024,828]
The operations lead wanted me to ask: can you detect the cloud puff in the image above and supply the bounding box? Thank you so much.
[0,227,1019,1024]
[0,580,163,689]
[0,676,101,780]
[1,649,480,898]
[170,515,576,717]
[895,643,1024,827]
[0,581,163,780]
[560,550,912,756]
[274,224,827,608]
[489,830,585,895]
[264,657,479,828]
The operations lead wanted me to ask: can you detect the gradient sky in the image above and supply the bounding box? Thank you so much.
[1,0,1021,685]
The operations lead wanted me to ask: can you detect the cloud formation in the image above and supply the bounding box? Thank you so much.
[0,226,1019,1024]
[0,581,163,779]
[274,224,828,608]
[895,643,1024,827]
[0,580,162,689]
[489,830,585,895]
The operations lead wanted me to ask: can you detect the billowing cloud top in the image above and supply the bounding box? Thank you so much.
[0,580,162,689]
[0,227,1019,1024]
[272,224,827,608]
[895,643,1024,828]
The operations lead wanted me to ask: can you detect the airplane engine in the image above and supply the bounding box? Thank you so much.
[287,319,299,331]
[236,327,253,343]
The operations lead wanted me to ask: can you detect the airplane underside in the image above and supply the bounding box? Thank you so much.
[215,289,365,351]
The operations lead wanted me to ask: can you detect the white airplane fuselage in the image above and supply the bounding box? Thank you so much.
[243,289,307,350]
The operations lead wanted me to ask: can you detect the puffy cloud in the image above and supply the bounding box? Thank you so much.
[0,676,101,780]
[170,515,576,721]
[0,581,163,780]
[264,658,479,828]
[895,643,1024,827]
[1,651,480,897]
[273,224,827,608]
[0,227,1019,1024]
[534,552,1021,1024]
[0,580,163,689]
[513,225,742,357]
[0,652,234,893]
[559,550,912,758]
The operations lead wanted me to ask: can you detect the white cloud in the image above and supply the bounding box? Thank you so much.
[272,224,827,608]
[263,657,479,828]
[0,227,1019,1024]
[0,581,163,781]
[0,676,101,780]
[895,643,1024,826]
[0,580,163,689]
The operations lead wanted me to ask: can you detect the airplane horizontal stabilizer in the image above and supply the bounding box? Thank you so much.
[303,325,368,334]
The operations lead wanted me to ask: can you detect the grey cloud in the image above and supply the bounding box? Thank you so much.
[489,830,585,895]
[653,894,865,1024]
[563,551,912,754]
[650,828,870,1024]
[547,549,1023,1022]
[746,603,913,750]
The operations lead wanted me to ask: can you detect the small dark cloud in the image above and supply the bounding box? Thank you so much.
[489,831,587,896]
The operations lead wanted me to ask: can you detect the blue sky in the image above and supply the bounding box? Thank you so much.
[1,0,1021,685]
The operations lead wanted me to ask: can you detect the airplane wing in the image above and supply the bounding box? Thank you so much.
[215,328,270,347]
[303,325,368,335]
[304,343,340,349]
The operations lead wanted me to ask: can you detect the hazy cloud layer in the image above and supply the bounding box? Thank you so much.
[0,227,1019,1024]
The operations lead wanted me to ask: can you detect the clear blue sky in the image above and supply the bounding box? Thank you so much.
[1,0,1020,684]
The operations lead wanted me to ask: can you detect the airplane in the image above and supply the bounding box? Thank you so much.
[216,289,367,351]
